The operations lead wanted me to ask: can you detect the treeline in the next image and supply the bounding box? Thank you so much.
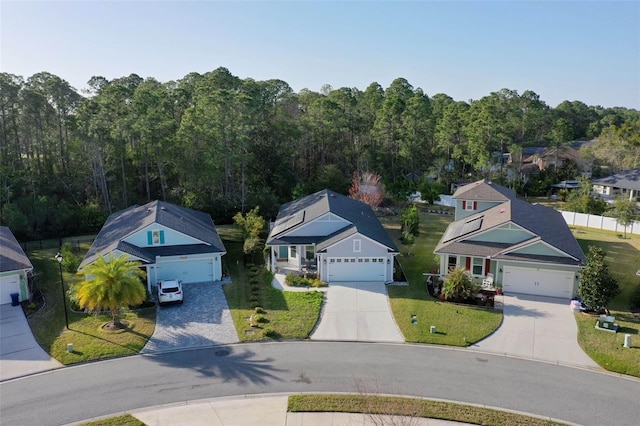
[1,68,639,240]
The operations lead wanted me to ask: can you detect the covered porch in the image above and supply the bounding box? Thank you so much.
[269,244,318,274]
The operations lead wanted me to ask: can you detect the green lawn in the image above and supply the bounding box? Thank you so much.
[218,225,323,341]
[572,226,640,310]
[288,394,567,426]
[27,245,156,365]
[571,226,640,377]
[382,213,503,346]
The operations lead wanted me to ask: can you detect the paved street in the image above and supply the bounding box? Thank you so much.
[2,342,639,426]
[142,281,238,353]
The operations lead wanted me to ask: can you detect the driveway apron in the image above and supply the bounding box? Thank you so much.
[471,294,599,368]
[311,281,404,342]
[0,304,62,381]
[142,281,238,353]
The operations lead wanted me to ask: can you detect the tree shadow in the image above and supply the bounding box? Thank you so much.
[147,346,287,385]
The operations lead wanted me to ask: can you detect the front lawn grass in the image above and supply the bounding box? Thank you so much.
[575,312,640,377]
[571,226,640,311]
[382,212,502,346]
[218,225,323,341]
[288,394,567,426]
[27,245,156,365]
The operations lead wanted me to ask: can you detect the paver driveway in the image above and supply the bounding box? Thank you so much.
[142,281,238,353]
[310,281,404,342]
[471,294,600,369]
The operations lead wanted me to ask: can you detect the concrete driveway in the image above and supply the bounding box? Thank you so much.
[142,281,238,353]
[0,304,62,381]
[471,294,600,369]
[310,282,404,342]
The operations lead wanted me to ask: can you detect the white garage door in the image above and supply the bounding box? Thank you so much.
[156,259,214,284]
[0,274,21,305]
[327,257,386,282]
[502,266,575,298]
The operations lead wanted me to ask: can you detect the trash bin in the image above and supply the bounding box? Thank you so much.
[10,292,19,306]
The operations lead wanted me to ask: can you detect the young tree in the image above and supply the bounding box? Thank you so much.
[579,246,620,310]
[611,196,638,239]
[400,204,420,243]
[233,207,267,261]
[75,254,146,328]
[349,171,384,208]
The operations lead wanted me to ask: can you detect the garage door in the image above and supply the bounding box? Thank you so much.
[502,266,575,298]
[327,257,386,282]
[155,259,214,284]
[0,274,21,305]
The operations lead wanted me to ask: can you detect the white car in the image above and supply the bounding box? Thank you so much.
[157,279,184,305]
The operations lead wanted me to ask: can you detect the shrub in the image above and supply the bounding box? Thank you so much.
[310,278,328,288]
[262,327,277,338]
[442,268,480,301]
[629,285,640,310]
[61,242,81,273]
[249,277,259,285]
[255,307,265,314]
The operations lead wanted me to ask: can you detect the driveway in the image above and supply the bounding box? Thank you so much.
[471,294,600,368]
[0,304,62,381]
[141,281,238,353]
[310,282,404,342]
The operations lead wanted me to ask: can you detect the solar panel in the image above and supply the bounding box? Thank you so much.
[270,210,305,236]
[442,217,483,242]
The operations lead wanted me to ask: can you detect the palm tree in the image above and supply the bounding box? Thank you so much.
[75,254,147,328]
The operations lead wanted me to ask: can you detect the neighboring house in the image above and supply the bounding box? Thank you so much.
[591,169,640,203]
[0,226,33,304]
[266,189,399,283]
[434,180,586,298]
[79,201,226,292]
[521,145,582,173]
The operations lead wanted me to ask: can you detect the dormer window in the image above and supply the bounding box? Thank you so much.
[462,200,477,211]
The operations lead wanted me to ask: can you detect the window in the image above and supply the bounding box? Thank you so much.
[148,230,165,245]
[364,258,370,263]
[472,258,484,275]
[290,246,297,257]
[447,256,457,271]
[463,200,477,211]
[358,258,363,262]
[372,258,377,263]
[350,258,356,263]
[353,239,361,252]
[330,258,335,263]
[337,258,342,263]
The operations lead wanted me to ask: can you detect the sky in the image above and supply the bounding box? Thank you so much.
[2,1,639,109]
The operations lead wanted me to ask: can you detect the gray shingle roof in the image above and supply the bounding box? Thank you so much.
[592,169,640,191]
[267,189,398,252]
[452,179,517,201]
[80,201,225,268]
[436,181,586,266]
[0,226,33,273]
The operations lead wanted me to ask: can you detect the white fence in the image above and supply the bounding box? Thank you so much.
[434,194,455,207]
[560,210,640,235]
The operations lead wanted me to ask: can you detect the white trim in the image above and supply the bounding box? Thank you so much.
[320,231,397,253]
[499,239,579,261]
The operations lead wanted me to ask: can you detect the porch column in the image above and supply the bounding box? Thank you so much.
[297,245,302,272]
[271,247,276,272]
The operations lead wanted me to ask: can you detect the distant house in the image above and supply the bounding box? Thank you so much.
[434,180,586,298]
[591,169,640,203]
[522,145,582,173]
[79,201,226,292]
[0,227,33,304]
[266,189,398,283]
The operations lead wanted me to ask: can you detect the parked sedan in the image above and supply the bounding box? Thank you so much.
[157,279,184,305]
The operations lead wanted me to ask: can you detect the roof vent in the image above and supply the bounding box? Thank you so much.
[147,208,153,212]
[499,208,505,213]
[160,206,166,210]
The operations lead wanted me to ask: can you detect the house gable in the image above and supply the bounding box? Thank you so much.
[123,223,206,248]
[507,241,572,258]
[455,199,504,220]
[320,232,394,256]
[282,212,350,238]
[466,222,536,244]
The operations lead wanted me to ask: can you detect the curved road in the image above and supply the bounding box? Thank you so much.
[1,342,639,426]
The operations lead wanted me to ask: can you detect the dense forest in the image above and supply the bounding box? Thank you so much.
[1,68,639,240]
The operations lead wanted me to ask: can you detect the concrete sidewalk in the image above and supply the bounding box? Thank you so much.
[0,304,62,381]
[130,396,466,426]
